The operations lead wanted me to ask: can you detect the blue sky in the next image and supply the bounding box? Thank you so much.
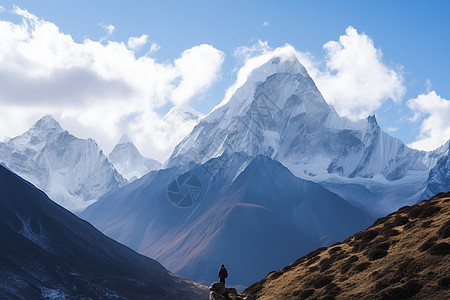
[0,1,449,161]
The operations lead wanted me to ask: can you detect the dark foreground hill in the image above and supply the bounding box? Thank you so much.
[0,165,207,299]
[243,192,450,300]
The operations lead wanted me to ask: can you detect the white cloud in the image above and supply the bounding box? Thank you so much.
[234,40,271,62]
[0,6,5,12]
[171,44,224,105]
[407,91,450,151]
[263,21,270,27]
[149,42,160,54]
[310,26,405,119]
[223,27,405,121]
[127,34,148,51]
[0,7,224,162]
[101,23,115,35]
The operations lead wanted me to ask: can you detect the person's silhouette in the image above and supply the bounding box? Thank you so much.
[218,264,228,285]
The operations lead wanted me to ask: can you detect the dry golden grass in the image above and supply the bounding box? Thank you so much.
[244,192,450,300]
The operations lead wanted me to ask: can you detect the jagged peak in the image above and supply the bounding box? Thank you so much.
[163,104,204,122]
[367,114,378,126]
[31,114,63,132]
[118,133,133,145]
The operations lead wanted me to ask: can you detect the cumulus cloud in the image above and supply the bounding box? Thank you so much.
[310,26,405,119]
[234,40,271,62]
[262,21,270,27]
[407,91,450,151]
[171,44,224,105]
[127,34,148,51]
[0,7,224,162]
[222,27,405,121]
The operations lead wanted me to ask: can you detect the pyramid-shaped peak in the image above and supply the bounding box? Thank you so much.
[367,114,378,125]
[32,114,63,132]
[250,47,308,79]
[164,104,205,122]
[118,133,133,145]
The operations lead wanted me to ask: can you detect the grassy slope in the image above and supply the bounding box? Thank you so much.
[244,192,450,300]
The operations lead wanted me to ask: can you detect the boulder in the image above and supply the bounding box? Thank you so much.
[225,287,238,295]
[210,282,226,294]
[210,291,226,300]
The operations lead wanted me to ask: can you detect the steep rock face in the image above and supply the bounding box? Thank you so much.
[0,115,126,212]
[244,192,450,300]
[109,133,161,181]
[82,154,373,286]
[0,165,208,299]
[422,154,450,200]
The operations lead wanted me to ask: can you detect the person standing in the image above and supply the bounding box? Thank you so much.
[218,264,228,285]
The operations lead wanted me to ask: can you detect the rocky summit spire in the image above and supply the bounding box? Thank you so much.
[31,114,63,132]
[118,133,133,145]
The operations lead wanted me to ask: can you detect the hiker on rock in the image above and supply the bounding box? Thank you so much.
[218,264,228,285]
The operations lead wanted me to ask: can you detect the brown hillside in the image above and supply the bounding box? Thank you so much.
[244,192,450,300]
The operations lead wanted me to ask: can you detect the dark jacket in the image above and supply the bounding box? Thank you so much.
[218,266,228,279]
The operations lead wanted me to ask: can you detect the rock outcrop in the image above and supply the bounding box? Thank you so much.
[209,282,254,300]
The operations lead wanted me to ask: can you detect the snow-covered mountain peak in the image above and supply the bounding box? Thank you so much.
[0,116,126,212]
[117,133,132,145]
[167,47,436,185]
[109,134,161,181]
[163,104,205,123]
[213,47,309,113]
[30,114,64,134]
[168,50,334,167]
[246,50,308,82]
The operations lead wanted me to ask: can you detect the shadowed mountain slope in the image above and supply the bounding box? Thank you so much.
[0,165,207,299]
[82,154,373,286]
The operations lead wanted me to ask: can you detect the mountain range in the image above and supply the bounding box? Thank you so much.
[2,48,449,290]
[81,50,450,287]
[0,115,161,212]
